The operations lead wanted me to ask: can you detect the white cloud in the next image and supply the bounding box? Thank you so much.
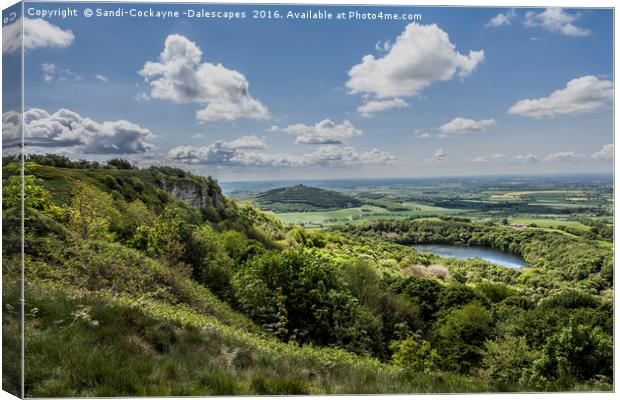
[543,151,585,162]
[95,74,109,82]
[357,98,408,117]
[226,135,267,150]
[438,117,496,136]
[414,130,432,139]
[3,18,74,54]
[168,143,394,168]
[508,76,613,118]
[591,144,613,161]
[508,154,539,164]
[139,34,269,123]
[431,148,446,162]
[41,63,80,82]
[486,9,517,27]
[346,23,484,98]
[467,153,504,163]
[524,8,590,37]
[2,108,155,154]
[277,119,362,145]
[192,133,206,139]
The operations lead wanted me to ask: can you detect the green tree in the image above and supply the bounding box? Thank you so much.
[3,175,49,210]
[435,302,491,373]
[232,250,383,356]
[530,324,612,388]
[68,182,120,240]
[479,335,536,390]
[390,336,440,372]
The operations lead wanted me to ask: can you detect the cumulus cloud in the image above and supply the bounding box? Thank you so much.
[192,133,206,139]
[508,76,612,119]
[431,148,446,162]
[346,23,484,98]
[438,117,496,136]
[357,98,408,117]
[226,135,267,150]
[486,9,517,27]
[2,110,22,148]
[2,108,155,154]
[543,151,585,162]
[508,154,539,164]
[591,144,613,161]
[139,34,269,123]
[95,74,109,82]
[276,119,362,145]
[3,18,74,54]
[42,63,80,82]
[524,8,590,37]
[167,143,394,168]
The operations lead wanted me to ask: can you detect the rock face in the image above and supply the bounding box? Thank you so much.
[158,177,225,212]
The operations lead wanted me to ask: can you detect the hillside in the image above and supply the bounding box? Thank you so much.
[2,154,613,396]
[254,184,362,212]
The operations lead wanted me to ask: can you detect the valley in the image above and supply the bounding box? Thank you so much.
[223,174,613,246]
[3,155,614,396]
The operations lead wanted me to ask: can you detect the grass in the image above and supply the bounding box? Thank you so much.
[4,231,491,397]
[6,281,489,397]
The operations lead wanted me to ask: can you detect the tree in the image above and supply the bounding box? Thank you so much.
[231,250,384,356]
[435,302,491,373]
[106,158,134,169]
[68,182,120,240]
[479,335,536,389]
[3,175,49,210]
[530,324,612,388]
[390,336,440,372]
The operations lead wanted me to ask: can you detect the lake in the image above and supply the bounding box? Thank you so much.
[413,244,527,269]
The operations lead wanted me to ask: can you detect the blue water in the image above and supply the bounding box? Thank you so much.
[413,244,527,269]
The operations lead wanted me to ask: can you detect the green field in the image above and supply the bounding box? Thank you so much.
[277,202,465,226]
[508,217,590,231]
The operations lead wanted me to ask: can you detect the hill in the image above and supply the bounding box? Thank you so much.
[254,184,362,212]
[1,154,613,396]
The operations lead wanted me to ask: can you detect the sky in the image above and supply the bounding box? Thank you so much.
[2,3,614,180]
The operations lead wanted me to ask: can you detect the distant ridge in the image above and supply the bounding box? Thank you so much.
[255,184,362,212]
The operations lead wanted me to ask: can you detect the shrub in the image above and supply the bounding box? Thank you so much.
[390,336,440,372]
[479,335,536,390]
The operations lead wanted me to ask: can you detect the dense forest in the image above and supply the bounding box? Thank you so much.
[2,154,613,396]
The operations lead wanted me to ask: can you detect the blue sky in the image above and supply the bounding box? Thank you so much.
[4,3,614,180]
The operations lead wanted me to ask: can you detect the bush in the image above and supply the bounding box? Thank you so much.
[479,335,536,390]
[390,336,440,372]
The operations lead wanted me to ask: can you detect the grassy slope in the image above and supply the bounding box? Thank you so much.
[4,235,485,397]
[3,164,487,396]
